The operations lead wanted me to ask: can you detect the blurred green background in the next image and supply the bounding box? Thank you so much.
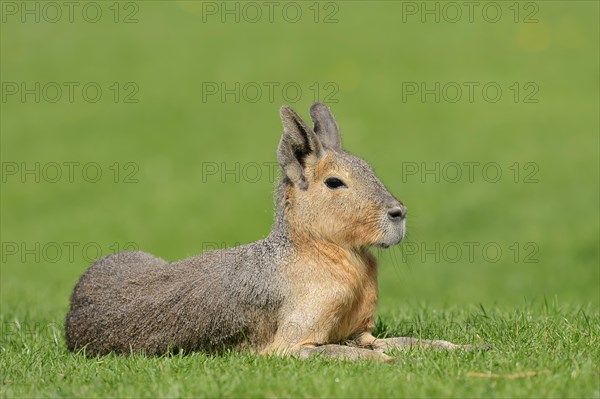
[1,1,598,323]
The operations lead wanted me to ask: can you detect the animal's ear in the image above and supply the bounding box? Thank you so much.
[309,102,341,151]
[278,105,323,190]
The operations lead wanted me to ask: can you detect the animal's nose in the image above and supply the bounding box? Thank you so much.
[387,204,407,221]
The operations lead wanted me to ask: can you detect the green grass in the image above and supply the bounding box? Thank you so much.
[1,1,599,398]
[2,302,598,398]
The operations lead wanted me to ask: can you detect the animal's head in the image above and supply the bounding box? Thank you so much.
[277,103,406,249]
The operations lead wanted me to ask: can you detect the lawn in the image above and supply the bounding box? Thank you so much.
[1,1,599,398]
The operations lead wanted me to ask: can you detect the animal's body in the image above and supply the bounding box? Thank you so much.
[66,103,470,361]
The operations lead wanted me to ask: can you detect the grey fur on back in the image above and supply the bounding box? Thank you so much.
[66,235,290,355]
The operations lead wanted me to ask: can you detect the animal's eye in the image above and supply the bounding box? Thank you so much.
[324,177,347,189]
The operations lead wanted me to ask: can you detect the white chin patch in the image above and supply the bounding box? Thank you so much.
[377,220,406,248]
